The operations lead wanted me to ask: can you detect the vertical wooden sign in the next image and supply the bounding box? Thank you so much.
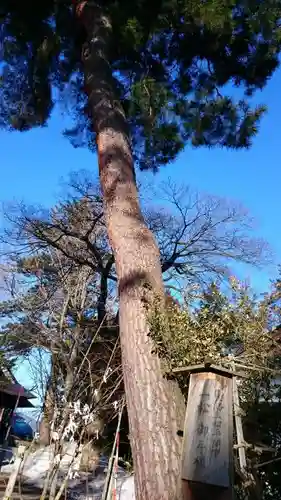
[182,371,233,488]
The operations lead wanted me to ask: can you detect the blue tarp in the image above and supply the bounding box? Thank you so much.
[11,413,34,440]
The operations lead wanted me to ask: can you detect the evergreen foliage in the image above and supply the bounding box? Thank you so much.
[1,1,281,168]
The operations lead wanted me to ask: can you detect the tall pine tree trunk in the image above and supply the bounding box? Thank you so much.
[76,3,185,498]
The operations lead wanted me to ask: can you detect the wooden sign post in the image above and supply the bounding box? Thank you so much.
[174,364,235,500]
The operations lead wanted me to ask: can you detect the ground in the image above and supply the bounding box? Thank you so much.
[0,444,135,499]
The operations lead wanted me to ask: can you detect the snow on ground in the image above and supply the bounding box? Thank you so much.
[0,444,135,500]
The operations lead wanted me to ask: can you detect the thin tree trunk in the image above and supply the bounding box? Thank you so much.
[97,256,114,324]
[40,359,56,445]
[76,3,186,499]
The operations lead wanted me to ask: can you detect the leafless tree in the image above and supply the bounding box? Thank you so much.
[143,179,271,290]
[0,172,271,300]
[0,244,122,446]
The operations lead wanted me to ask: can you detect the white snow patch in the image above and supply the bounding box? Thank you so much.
[0,444,135,500]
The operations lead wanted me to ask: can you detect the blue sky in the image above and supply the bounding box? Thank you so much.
[1,66,281,390]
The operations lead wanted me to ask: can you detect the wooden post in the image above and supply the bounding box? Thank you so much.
[173,364,235,500]
[232,366,247,473]
[3,445,25,500]
[232,363,256,494]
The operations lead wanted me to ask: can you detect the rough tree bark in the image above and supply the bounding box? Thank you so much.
[76,3,186,498]
[39,361,56,445]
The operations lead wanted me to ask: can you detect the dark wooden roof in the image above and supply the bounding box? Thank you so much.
[0,367,35,408]
[0,392,34,408]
